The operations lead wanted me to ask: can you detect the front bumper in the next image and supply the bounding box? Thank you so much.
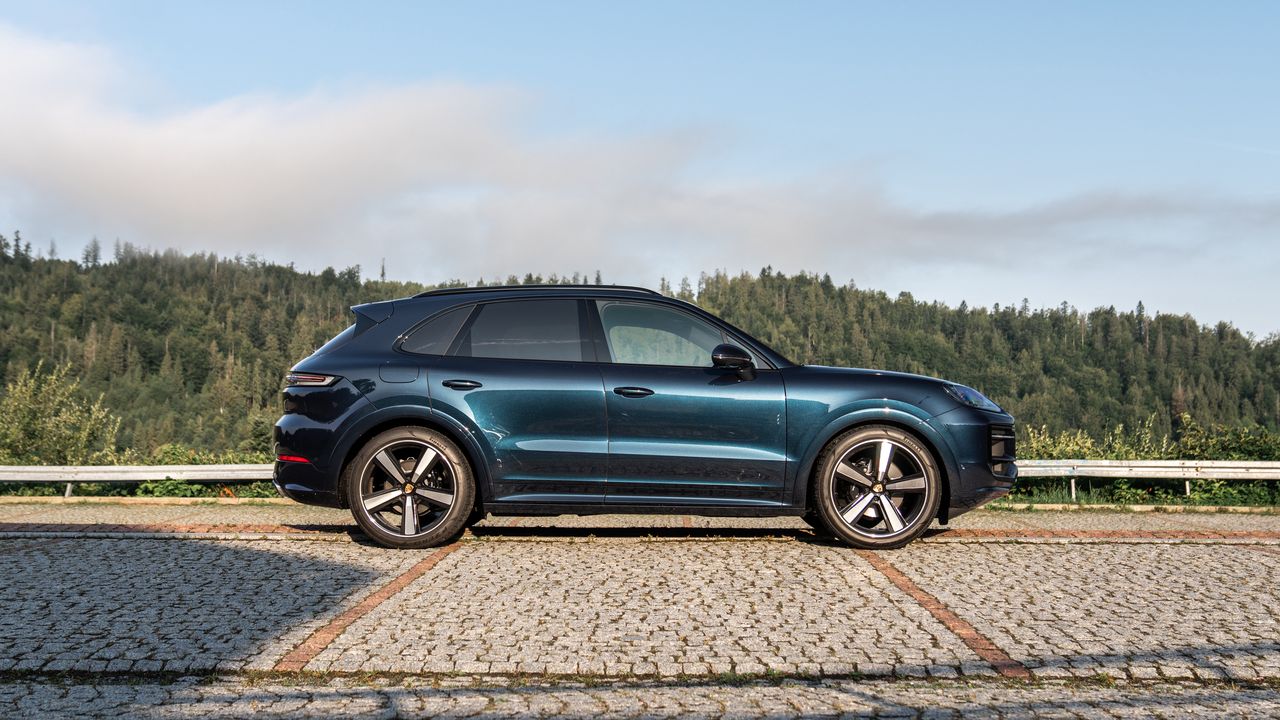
[927,406,1017,520]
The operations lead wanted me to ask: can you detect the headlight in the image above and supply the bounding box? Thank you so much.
[944,384,1003,412]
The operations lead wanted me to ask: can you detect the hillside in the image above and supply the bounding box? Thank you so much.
[1,234,1276,453]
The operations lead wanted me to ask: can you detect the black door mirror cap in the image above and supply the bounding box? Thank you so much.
[712,344,756,379]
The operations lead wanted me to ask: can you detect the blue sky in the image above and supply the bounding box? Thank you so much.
[0,1,1276,334]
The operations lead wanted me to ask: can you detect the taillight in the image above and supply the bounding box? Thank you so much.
[284,372,338,387]
[277,454,310,463]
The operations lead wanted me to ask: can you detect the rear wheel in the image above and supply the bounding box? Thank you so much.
[812,425,941,549]
[344,427,474,549]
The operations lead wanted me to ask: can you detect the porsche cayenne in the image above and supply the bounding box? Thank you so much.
[274,285,1016,549]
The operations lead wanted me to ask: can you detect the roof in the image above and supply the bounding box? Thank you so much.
[411,284,661,299]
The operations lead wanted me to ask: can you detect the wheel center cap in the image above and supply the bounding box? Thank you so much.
[872,483,884,493]
[403,483,414,494]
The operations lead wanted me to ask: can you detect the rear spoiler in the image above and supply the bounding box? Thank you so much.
[351,300,395,335]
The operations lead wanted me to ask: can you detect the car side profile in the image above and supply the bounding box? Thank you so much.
[273,285,1017,549]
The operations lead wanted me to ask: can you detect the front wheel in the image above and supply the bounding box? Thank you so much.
[344,427,475,549]
[812,425,942,549]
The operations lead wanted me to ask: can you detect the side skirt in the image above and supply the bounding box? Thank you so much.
[483,502,806,518]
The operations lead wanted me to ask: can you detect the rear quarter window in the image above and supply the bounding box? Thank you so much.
[400,305,473,355]
[313,324,356,355]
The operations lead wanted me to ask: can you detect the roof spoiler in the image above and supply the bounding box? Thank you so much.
[351,300,395,334]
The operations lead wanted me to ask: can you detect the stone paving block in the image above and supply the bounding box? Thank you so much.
[6,678,1280,718]
[0,538,426,673]
[305,540,983,677]
[889,542,1280,680]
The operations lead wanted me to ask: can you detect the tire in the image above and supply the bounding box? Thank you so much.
[812,425,942,549]
[343,426,475,549]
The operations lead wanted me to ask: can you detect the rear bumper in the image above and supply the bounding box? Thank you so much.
[272,377,376,508]
[272,460,342,507]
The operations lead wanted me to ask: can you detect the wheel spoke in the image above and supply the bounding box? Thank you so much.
[840,492,877,525]
[402,496,419,535]
[363,487,402,513]
[875,441,895,484]
[835,461,874,488]
[374,450,406,482]
[885,474,926,492]
[408,448,440,483]
[878,495,906,532]
[414,486,454,508]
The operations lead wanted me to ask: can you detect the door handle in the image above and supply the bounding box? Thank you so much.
[442,379,483,391]
[613,386,654,398]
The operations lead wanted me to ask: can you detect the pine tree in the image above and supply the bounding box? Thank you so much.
[82,238,102,268]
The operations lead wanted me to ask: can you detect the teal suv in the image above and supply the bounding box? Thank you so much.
[274,285,1016,549]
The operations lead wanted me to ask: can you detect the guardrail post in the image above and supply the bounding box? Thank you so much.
[64,482,74,498]
[1185,480,1191,497]
[1069,477,1077,502]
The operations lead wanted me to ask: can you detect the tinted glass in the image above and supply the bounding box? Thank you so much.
[597,301,725,366]
[401,305,472,355]
[457,299,584,362]
[313,324,355,355]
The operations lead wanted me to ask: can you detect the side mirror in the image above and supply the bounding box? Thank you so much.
[712,343,756,379]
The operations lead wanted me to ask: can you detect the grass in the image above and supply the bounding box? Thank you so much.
[1008,477,1280,507]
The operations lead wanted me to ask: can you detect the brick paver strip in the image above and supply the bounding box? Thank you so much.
[3,521,1278,539]
[936,528,1280,540]
[855,549,1032,679]
[274,542,463,671]
[0,522,348,535]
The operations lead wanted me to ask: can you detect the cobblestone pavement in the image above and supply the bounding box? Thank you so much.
[309,541,982,677]
[3,677,1279,718]
[1,504,1278,717]
[0,538,427,673]
[890,543,1280,681]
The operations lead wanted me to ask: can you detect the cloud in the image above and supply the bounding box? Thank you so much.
[0,22,1276,333]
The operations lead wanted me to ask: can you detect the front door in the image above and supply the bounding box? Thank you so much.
[592,300,788,506]
[426,298,608,504]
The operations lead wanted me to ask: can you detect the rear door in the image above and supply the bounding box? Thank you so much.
[415,298,609,504]
[592,300,788,506]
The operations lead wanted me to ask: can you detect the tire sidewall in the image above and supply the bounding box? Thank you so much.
[344,426,475,549]
[813,425,942,549]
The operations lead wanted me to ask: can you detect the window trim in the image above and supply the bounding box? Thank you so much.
[394,294,781,370]
[589,299,773,370]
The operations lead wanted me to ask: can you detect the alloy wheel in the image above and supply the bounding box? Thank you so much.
[357,439,456,537]
[827,438,933,539]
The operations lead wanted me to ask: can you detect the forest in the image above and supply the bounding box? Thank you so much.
[0,231,1277,460]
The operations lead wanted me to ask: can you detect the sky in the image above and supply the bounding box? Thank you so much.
[0,1,1276,335]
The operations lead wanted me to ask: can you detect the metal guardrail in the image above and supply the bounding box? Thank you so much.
[0,464,273,497]
[1017,460,1280,500]
[2,460,1278,500]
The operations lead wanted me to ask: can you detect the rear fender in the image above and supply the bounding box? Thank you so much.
[328,405,495,505]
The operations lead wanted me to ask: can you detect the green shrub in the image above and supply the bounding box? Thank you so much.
[0,362,121,464]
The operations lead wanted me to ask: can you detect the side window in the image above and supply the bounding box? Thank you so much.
[597,301,726,367]
[401,305,472,355]
[455,299,585,362]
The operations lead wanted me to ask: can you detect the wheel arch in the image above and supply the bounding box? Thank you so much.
[331,407,491,510]
[796,410,958,523]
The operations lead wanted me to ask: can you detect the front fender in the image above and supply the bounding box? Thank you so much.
[786,402,962,509]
